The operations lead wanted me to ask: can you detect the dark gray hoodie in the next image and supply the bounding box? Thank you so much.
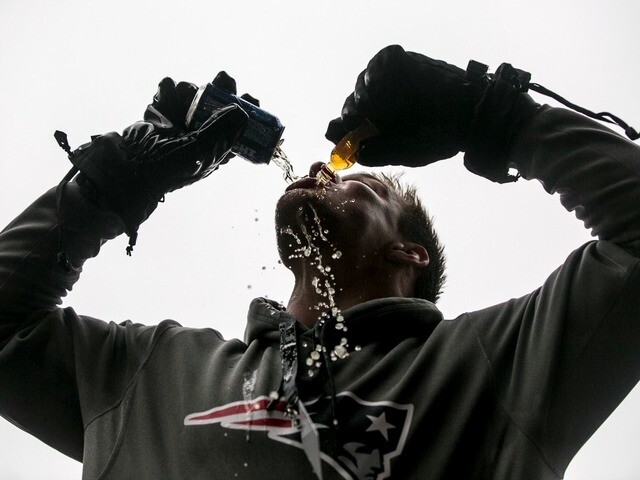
[1,106,640,479]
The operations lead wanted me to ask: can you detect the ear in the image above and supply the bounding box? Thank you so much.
[384,241,430,268]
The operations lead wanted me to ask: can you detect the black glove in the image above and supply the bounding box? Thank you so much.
[145,71,261,160]
[66,72,253,252]
[326,45,540,183]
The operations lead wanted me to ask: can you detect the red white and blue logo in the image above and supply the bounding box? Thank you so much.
[184,391,413,479]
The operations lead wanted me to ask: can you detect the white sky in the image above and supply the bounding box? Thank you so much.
[1,0,639,478]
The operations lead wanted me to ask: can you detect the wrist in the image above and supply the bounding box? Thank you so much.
[69,132,160,253]
[464,63,541,183]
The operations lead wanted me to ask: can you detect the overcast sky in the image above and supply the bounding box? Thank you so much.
[1,0,639,478]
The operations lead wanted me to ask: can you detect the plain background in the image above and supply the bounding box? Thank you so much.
[1,0,639,478]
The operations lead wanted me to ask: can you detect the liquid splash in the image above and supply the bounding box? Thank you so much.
[279,203,360,372]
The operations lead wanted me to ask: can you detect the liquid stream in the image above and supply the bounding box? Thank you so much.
[272,146,299,184]
[280,204,362,373]
[270,141,368,365]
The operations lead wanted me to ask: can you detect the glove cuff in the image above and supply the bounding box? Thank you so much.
[464,63,541,183]
[69,132,159,247]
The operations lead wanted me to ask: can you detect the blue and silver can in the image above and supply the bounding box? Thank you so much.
[185,83,284,165]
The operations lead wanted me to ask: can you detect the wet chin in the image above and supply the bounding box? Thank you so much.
[274,190,343,265]
[276,189,323,232]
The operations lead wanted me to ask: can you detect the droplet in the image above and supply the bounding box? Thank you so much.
[332,251,342,259]
[310,351,321,360]
[247,285,252,289]
[355,345,362,351]
[333,345,348,359]
[335,323,344,330]
[261,266,267,271]
[306,358,314,366]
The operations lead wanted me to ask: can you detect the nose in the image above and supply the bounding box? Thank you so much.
[308,162,324,178]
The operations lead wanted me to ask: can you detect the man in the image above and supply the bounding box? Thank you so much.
[0,45,639,479]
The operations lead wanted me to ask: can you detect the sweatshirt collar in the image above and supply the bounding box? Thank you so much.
[244,297,443,344]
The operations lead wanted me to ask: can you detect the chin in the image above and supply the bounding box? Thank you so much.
[274,190,345,264]
[275,188,323,229]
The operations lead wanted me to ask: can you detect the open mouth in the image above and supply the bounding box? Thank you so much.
[285,176,322,192]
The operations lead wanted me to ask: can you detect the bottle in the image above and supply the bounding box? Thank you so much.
[185,83,285,165]
[316,119,379,185]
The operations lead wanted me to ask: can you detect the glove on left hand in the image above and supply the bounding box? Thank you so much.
[326,45,481,167]
[326,45,540,183]
[68,75,249,249]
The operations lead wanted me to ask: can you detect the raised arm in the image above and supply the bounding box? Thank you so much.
[0,75,247,336]
[326,45,640,475]
[0,74,248,459]
[325,44,640,251]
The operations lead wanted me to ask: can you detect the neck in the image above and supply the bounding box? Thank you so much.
[285,259,406,329]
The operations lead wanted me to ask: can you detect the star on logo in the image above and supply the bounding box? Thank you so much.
[366,412,396,440]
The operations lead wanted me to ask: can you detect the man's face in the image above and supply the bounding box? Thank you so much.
[275,163,404,269]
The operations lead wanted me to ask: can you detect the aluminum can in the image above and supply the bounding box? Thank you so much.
[186,83,284,165]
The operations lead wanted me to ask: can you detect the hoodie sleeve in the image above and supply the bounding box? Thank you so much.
[0,181,152,460]
[469,106,640,475]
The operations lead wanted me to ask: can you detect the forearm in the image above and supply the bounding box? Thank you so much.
[0,182,124,339]
[510,105,640,251]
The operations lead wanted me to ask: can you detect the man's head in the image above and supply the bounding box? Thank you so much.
[275,164,446,304]
[369,171,446,303]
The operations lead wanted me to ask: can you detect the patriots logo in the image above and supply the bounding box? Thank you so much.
[184,392,413,480]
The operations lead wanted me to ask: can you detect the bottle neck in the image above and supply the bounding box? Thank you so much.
[315,164,336,186]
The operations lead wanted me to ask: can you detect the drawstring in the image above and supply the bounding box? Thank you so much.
[55,130,140,256]
[53,131,79,272]
[319,319,340,454]
[467,61,639,141]
[277,314,342,456]
[125,231,138,256]
[279,318,301,412]
[527,82,640,140]
[278,317,324,479]
[55,166,79,272]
